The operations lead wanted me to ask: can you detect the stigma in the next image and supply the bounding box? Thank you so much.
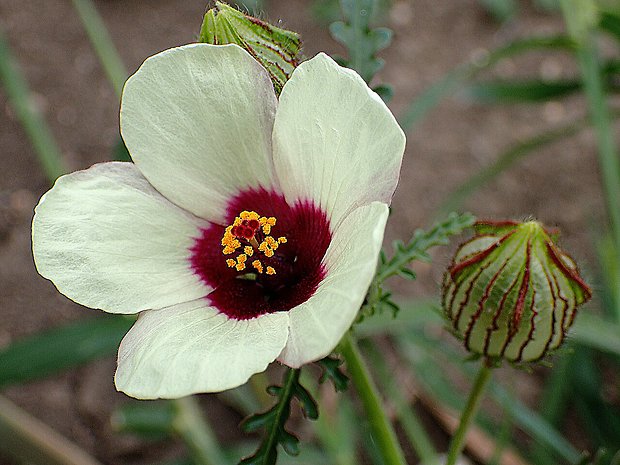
[221,210,286,275]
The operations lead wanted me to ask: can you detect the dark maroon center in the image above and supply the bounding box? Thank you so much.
[190,188,331,320]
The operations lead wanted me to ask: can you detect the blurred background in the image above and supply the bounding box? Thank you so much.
[1,0,619,464]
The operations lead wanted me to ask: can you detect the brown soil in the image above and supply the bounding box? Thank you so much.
[0,0,611,463]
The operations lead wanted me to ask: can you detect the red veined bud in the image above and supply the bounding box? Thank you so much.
[442,220,592,363]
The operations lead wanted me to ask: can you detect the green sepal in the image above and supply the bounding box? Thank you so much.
[199,1,301,94]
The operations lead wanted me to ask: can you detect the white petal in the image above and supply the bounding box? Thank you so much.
[272,53,405,227]
[115,300,289,398]
[279,202,389,367]
[121,44,278,223]
[32,162,209,314]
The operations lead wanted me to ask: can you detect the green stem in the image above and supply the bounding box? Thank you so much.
[0,29,67,182]
[172,397,228,465]
[445,362,493,465]
[339,332,407,465]
[71,0,127,98]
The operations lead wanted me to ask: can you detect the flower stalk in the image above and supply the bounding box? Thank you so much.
[338,332,407,465]
[445,361,494,465]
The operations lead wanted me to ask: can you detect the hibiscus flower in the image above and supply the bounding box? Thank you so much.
[32,44,405,399]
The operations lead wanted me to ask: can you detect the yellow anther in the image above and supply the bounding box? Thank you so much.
[221,211,287,274]
[240,211,260,221]
[252,260,264,274]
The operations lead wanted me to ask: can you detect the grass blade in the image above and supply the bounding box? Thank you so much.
[0,395,103,465]
[71,0,127,98]
[0,29,67,182]
[0,314,133,388]
[398,35,575,132]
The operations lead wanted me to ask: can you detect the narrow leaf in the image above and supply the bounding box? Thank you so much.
[0,314,134,388]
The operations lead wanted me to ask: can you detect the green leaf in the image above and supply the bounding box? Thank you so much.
[377,212,476,282]
[571,349,620,451]
[293,383,319,420]
[111,400,175,439]
[600,11,620,42]
[314,393,359,465]
[437,113,606,215]
[372,84,393,102]
[398,333,582,463]
[70,0,128,98]
[571,312,620,357]
[0,314,134,388]
[316,356,350,392]
[398,35,576,132]
[465,79,582,103]
[0,29,67,182]
[330,0,393,84]
[241,410,276,433]
[358,214,474,322]
[478,0,518,22]
[113,137,132,162]
[239,369,317,465]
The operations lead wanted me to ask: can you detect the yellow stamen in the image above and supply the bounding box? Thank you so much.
[252,260,264,274]
[221,211,287,275]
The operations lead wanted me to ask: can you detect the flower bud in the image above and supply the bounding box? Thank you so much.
[199,1,301,94]
[442,220,591,363]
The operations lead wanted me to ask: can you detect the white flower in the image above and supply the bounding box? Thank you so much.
[32,44,405,399]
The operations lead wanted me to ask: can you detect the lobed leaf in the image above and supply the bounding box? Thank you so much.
[239,369,318,465]
[330,0,393,84]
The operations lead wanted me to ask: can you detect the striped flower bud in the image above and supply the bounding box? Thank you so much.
[442,220,592,363]
[199,1,301,94]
